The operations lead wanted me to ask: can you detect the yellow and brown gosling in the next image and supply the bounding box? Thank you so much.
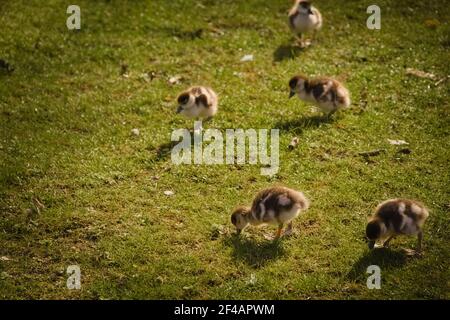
[176,86,218,121]
[288,0,322,47]
[366,199,430,255]
[231,186,310,239]
[289,74,351,116]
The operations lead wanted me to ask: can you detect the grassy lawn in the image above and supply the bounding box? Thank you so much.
[0,0,449,299]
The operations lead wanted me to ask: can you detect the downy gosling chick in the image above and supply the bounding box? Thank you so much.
[176,86,218,121]
[231,186,310,239]
[366,199,429,255]
[289,75,351,116]
[288,0,322,47]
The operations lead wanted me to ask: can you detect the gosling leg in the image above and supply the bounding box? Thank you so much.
[417,231,423,253]
[284,222,294,236]
[383,235,395,248]
[275,224,283,239]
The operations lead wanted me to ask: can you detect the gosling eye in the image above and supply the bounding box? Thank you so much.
[177,93,190,105]
[289,78,298,89]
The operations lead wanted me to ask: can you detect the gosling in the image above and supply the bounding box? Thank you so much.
[288,0,322,47]
[176,86,218,121]
[289,74,351,116]
[231,186,310,239]
[366,199,429,255]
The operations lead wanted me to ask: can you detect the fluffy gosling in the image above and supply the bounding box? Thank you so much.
[288,0,322,47]
[366,199,430,255]
[289,74,351,116]
[176,86,218,121]
[231,186,310,239]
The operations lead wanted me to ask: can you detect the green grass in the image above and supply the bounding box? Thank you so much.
[0,0,449,299]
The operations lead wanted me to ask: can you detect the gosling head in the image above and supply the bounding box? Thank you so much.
[176,91,195,115]
[365,219,386,249]
[289,75,308,98]
[231,206,251,235]
[297,1,313,15]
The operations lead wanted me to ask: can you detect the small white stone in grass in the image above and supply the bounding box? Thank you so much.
[211,224,227,237]
[263,233,275,241]
[131,128,140,136]
[240,54,254,62]
[405,68,436,80]
[156,276,164,284]
[387,139,408,145]
[247,273,257,285]
[168,75,182,85]
[175,222,184,229]
[288,137,299,150]
[0,256,11,261]
[139,73,150,82]
[164,190,174,196]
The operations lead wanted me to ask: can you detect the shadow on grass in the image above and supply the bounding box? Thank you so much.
[273,43,304,62]
[151,123,218,162]
[150,128,197,162]
[160,27,204,40]
[274,114,334,135]
[0,59,14,77]
[346,248,408,281]
[150,140,179,162]
[224,234,286,268]
[146,26,204,40]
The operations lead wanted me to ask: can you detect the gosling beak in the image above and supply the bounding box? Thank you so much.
[176,106,183,114]
[368,240,375,250]
[289,91,295,99]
